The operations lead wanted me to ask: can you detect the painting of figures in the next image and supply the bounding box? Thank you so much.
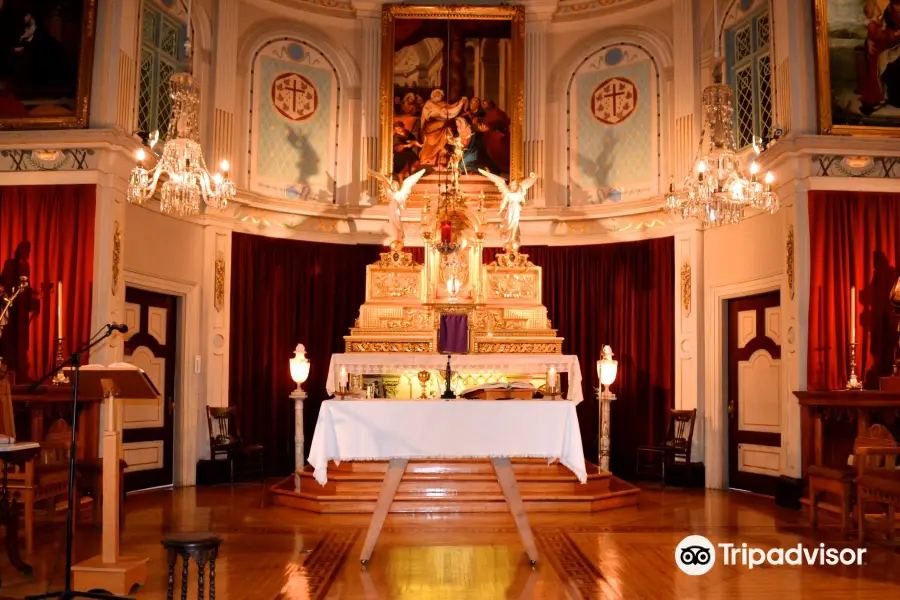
[816,0,900,135]
[381,5,524,185]
[0,0,96,129]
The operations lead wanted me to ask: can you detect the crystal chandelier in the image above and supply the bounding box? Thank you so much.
[127,4,234,216]
[663,75,778,227]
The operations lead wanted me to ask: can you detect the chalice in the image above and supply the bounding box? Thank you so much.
[417,369,432,399]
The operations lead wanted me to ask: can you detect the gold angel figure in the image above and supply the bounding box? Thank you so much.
[478,170,536,248]
[367,168,426,243]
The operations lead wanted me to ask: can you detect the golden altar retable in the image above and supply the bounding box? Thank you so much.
[345,244,563,355]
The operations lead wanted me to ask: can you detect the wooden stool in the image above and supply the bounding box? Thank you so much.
[161,532,222,600]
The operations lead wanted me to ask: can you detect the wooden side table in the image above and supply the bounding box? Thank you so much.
[0,441,40,588]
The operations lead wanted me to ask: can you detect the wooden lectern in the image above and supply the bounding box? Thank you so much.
[70,365,158,595]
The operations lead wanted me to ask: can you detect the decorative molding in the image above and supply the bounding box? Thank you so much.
[681,262,691,314]
[214,252,226,313]
[554,0,655,21]
[112,221,121,296]
[786,225,794,300]
[811,155,900,178]
[0,148,96,172]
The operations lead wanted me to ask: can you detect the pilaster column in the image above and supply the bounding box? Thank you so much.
[198,224,232,460]
[672,0,700,181]
[211,0,240,171]
[90,0,141,131]
[359,14,382,202]
[292,392,306,472]
[524,19,548,205]
[673,225,704,470]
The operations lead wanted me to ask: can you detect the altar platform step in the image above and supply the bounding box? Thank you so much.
[269,458,639,514]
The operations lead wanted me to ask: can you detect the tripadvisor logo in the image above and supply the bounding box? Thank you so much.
[675,536,867,575]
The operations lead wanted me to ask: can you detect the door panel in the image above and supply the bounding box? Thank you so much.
[123,287,177,491]
[728,291,782,494]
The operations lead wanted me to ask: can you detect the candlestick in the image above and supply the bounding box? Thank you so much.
[339,366,348,389]
[57,280,63,340]
[846,341,862,390]
[850,286,856,345]
[547,367,557,390]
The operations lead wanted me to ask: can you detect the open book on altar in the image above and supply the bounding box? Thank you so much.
[460,382,537,400]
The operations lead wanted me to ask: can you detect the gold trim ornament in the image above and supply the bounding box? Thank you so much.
[681,262,691,314]
[786,225,795,300]
[214,252,226,312]
[112,221,121,296]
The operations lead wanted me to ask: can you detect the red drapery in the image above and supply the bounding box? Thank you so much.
[230,235,674,477]
[484,240,675,475]
[808,191,900,390]
[229,234,382,474]
[0,185,96,383]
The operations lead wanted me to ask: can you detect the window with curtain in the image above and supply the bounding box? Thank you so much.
[137,1,190,138]
[725,6,773,149]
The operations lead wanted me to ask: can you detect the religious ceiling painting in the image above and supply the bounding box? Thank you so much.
[380,4,524,202]
[567,43,660,205]
[249,38,339,202]
[815,0,900,136]
[0,0,97,129]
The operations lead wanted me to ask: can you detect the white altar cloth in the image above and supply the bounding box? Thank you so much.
[307,400,587,485]
[325,353,584,403]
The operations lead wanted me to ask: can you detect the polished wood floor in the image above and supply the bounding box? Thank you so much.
[1,482,898,599]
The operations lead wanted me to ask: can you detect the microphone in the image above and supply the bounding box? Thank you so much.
[107,322,129,333]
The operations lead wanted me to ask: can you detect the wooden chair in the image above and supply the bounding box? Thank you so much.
[206,407,264,484]
[6,418,79,554]
[635,408,697,487]
[808,423,896,537]
[855,426,900,544]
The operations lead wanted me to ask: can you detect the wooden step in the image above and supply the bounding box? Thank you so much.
[269,459,639,514]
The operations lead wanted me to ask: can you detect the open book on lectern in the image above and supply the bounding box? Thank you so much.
[65,363,160,400]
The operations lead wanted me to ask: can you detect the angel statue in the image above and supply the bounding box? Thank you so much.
[367,168,426,244]
[478,169,536,249]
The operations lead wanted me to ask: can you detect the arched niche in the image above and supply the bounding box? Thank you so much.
[247,38,341,203]
[566,43,661,206]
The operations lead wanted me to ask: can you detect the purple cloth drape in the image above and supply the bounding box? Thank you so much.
[439,314,468,354]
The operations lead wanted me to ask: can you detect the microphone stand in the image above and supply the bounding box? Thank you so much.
[27,325,132,600]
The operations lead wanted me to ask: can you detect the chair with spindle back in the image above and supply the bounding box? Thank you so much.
[809,423,896,537]
[854,424,900,544]
[206,407,264,485]
[635,408,697,486]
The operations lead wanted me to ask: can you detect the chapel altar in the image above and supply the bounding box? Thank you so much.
[270,157,640,514]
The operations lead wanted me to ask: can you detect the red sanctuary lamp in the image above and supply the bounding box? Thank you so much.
[440,220,452,244]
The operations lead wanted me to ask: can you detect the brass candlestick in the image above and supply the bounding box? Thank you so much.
[846,342,862,390]
[336,383,350,399]
[51,338,69,386]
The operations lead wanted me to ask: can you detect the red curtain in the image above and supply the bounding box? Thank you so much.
[808,191,900,390]
[229,234,382,474]
[485,240,675,475]
[0,185,96,383]
[230,234,674,477]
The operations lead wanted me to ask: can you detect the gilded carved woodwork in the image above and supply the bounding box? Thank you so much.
[372,272,419,299]
[112,221,121,296]
[215,252,226,312]
[786,226,795,300]
[488,273,535,300]
[681,262,691,314]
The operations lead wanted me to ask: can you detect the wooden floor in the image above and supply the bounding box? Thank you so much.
[1,482,898,599]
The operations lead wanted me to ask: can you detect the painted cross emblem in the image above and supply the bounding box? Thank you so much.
[591,77,637,125]
[271,72,318,122]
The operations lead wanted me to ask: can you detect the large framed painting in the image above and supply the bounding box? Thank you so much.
[815,0,900,136]
[380,4,524,199]
[0,0,97,129]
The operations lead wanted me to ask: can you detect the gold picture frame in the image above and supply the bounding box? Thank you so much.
[0,0,98,130]
[379,3,525,186]
[814,0,900,137]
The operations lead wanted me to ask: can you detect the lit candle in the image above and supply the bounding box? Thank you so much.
[57,280,63,339]
[547,367,557,390]
[339,366,348,390]
[850,286,856,344]
[440,221,452,244]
